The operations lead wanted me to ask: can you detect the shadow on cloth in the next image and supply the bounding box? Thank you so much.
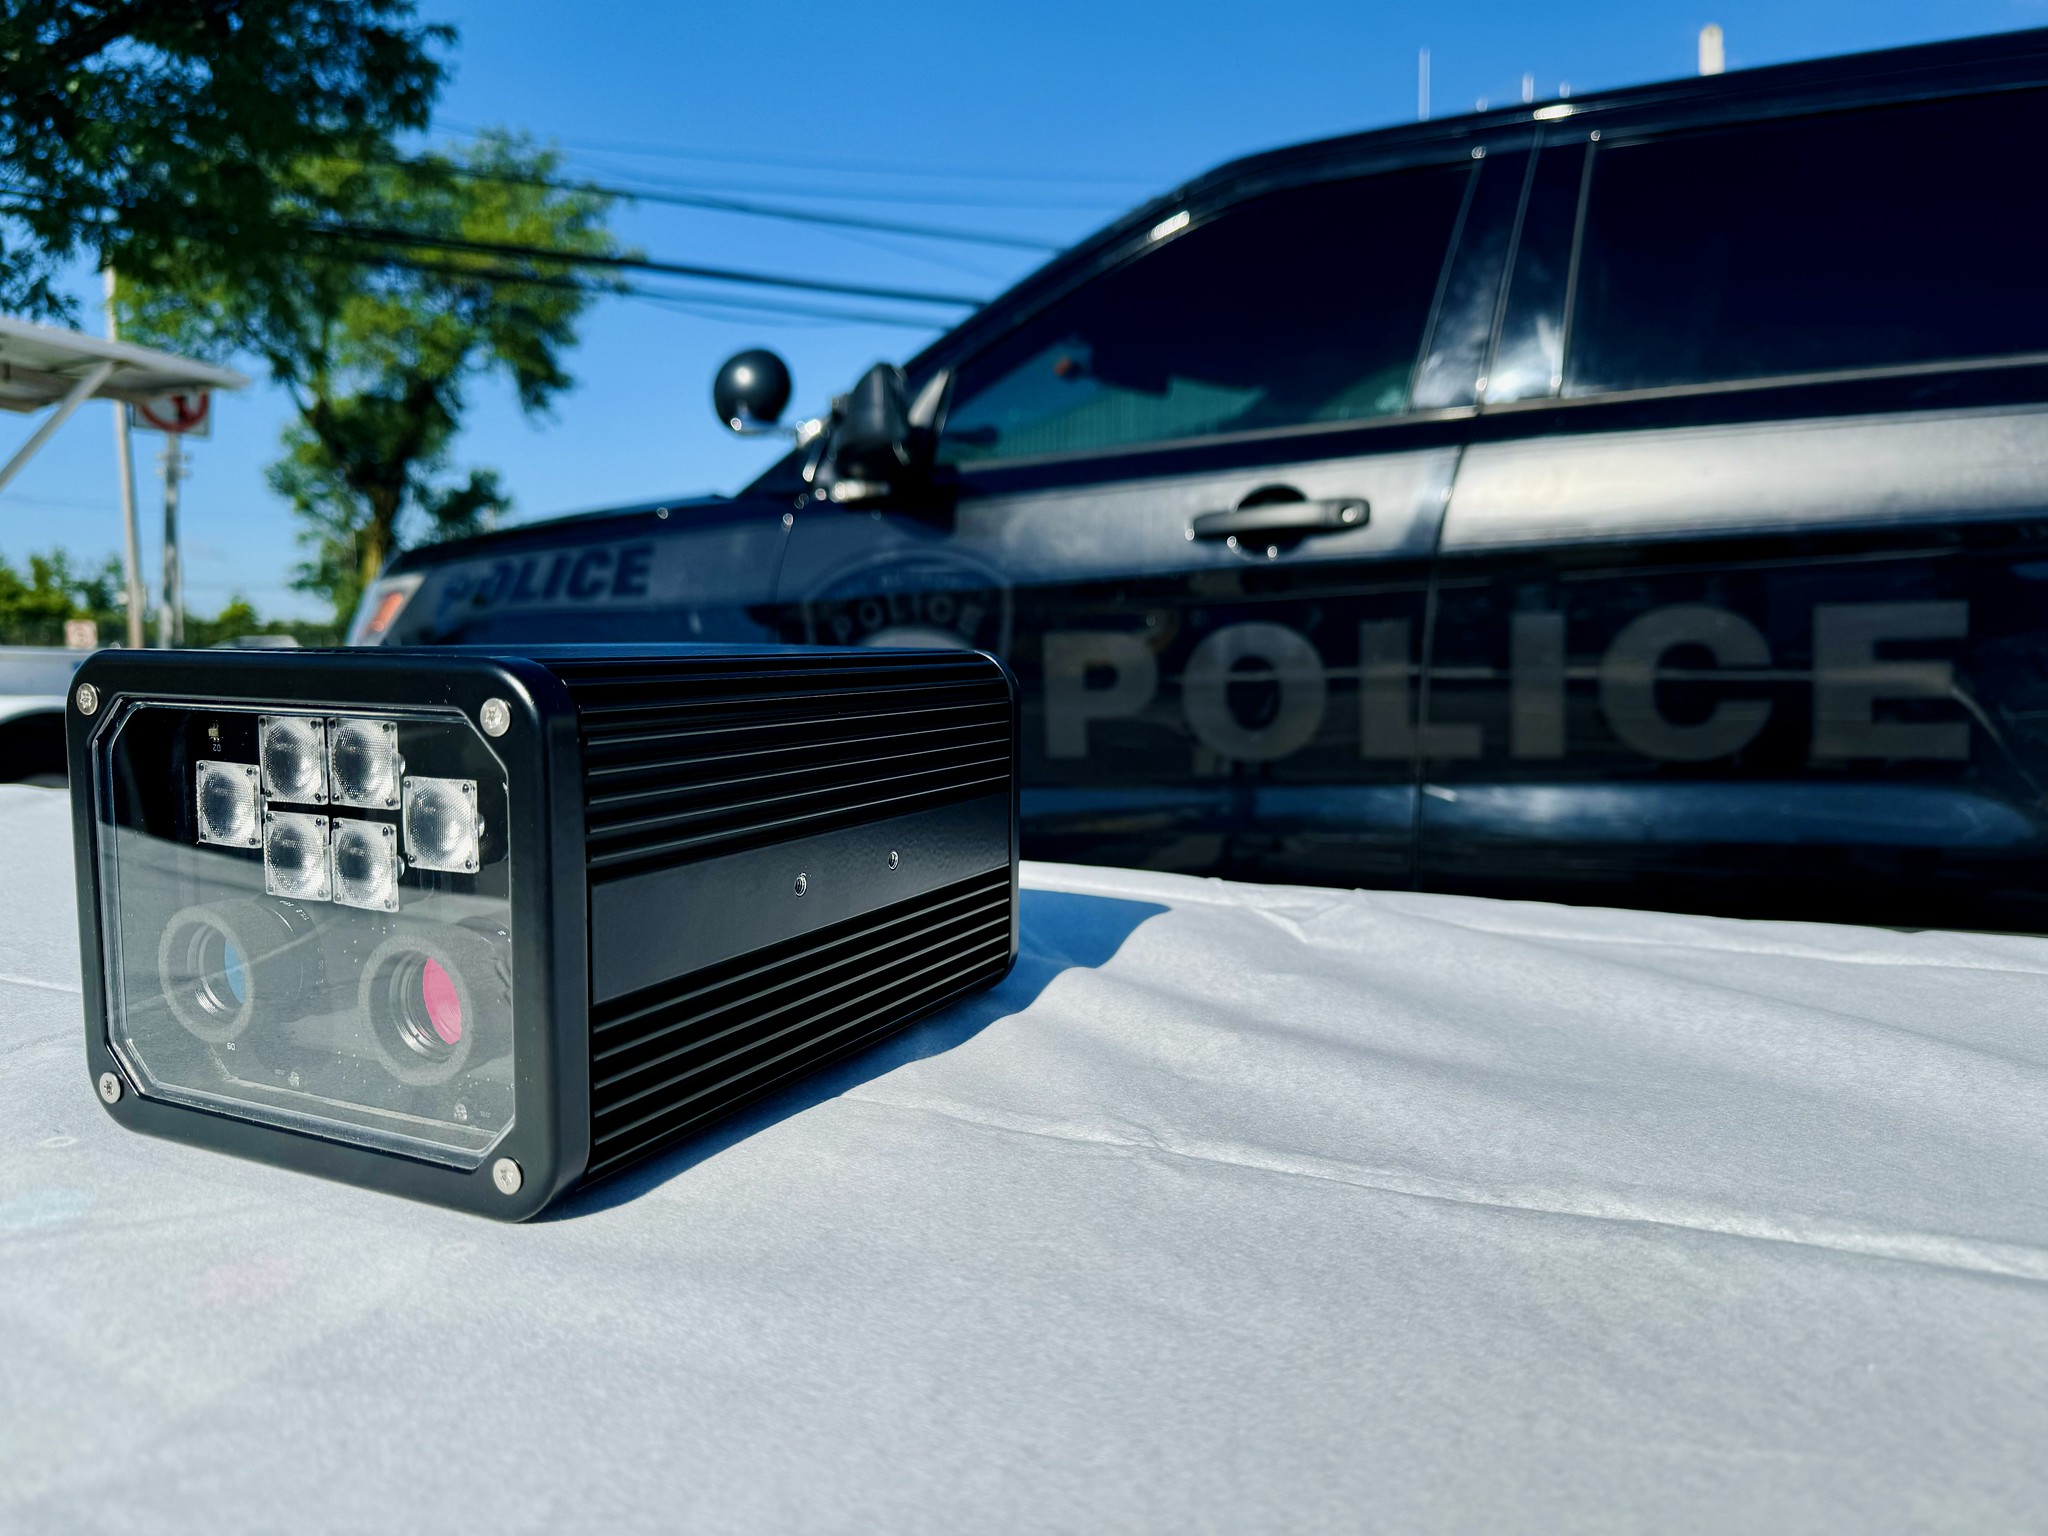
[549,887,1168,1217]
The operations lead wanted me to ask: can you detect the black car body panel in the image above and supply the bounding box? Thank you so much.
[368,27,2048,932]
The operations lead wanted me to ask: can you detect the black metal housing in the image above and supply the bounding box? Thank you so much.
[67,644,1019,1219]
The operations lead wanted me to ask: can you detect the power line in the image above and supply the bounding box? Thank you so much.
[0,189,995,319]
[629,292,946,332]
[434,119,1155,188]
[311,223,988,307]
[568,162,1130,211]
[391,156,1063,252]
[323,248,955,330]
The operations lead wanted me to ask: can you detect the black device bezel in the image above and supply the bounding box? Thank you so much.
[66,648,590,1220]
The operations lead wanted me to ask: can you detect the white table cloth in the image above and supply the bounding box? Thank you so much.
[3,783,2044,1532]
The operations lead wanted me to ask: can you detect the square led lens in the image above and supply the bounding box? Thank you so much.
[264,809,331,901]
[403,776,480,873]
[260,714,328,804]
[194,761,261,847]
[332,818,401,911]
[328,717,402,809]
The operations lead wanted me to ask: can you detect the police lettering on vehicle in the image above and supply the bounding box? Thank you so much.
[432,542,658,622]
[1043,601,1970,764]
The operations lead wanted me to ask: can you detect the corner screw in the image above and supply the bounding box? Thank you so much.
[887,850,900,871]
[96,1071,121,1104]
[74,683,98,715]
[793,872,808,897]
[480,698,511,737]
[492,1157,523,1196]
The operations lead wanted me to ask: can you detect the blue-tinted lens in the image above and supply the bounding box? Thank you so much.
[222,939,247,1003]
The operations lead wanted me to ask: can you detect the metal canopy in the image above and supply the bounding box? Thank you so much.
[0,315,248,413]
[0,312,253,649]
[0,315,249,503]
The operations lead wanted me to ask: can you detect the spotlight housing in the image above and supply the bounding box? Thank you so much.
[69,645,1018,1219]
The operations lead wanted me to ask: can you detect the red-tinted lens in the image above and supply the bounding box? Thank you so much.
[421,958,463,1045]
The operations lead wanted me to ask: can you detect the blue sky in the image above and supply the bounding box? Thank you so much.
[4,0,2043,619]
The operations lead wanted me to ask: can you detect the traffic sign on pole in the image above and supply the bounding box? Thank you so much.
[128,391,212,438]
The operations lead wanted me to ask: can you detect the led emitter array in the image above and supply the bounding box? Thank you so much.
[195,713,478,909]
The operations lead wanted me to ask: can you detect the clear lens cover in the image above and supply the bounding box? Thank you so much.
[404,776,481,872]
[264,810,331,902]
[92,702,514,1167]
[332,818,400,912]
[261,714,328,804]
[329,717,402,809]
[195,761,261,848]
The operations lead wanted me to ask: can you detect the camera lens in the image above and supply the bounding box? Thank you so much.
[420,958,463,1046]
[157,899,317,1043]
[358,923,505,1087]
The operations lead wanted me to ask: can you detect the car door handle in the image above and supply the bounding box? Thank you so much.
[1189,498,1368,541]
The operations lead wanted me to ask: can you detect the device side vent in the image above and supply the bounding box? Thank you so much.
[584,865,1014,1180]
[554,653,1013,878]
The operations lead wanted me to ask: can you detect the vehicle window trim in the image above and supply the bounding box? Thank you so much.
[1551,134,1598,398]
[1405,159,1485,407]
[1473,142,1544,398]
[1478,346,2048,419]
[936,399,1480,476]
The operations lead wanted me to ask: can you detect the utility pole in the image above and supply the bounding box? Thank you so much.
[1418,48,1431,122]
[158,437,185,647]
[103,269,145,649]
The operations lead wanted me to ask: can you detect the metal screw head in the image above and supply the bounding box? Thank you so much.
[479,698,511,737]
[887,850,900,871]
[491,1157,523,1196]
[74,683,99,715]
[96,1071,122,1104]
[793,872,808,897]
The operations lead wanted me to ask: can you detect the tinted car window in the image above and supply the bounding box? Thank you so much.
[939,167,1470,463]
[1570,91,2048,393]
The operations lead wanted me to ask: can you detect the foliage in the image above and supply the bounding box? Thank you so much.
[0,548,123,645]
[123,130,617,623]
[183,600,339,648]
[0,549,335,647]
[0,0,447,321]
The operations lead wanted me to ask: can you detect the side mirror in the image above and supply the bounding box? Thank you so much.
[712,349,793,434]
[832,364,912,480]
[817,364,950,510]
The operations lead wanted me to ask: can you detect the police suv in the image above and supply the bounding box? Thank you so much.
[353,29,2048,934]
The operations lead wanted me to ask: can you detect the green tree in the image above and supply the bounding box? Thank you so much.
[0,549,338,646]
[0,1,447,320]
[123,131,618,623]
[0,549,123,644]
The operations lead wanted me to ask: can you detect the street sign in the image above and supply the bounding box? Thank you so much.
[128,391,211,437]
